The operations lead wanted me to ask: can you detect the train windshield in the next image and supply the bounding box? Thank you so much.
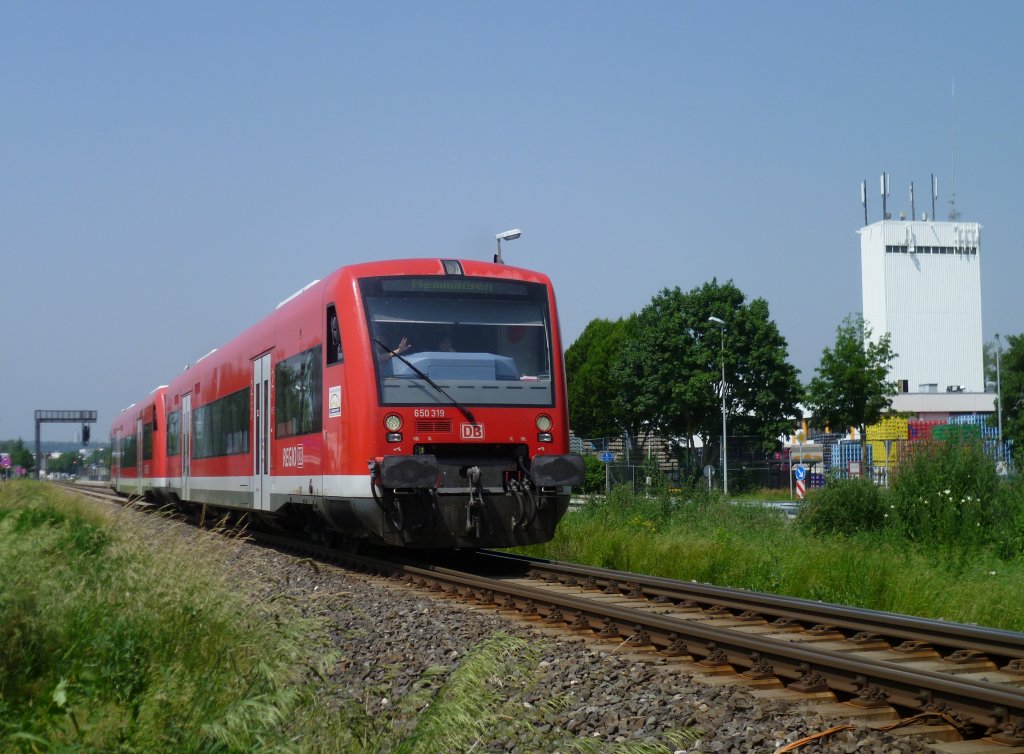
[360,275,555,407]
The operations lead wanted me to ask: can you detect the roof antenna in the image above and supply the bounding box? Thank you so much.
[931,173,937,221]
[949,79,961,220]
[910,181,915,221]
[880,172,890,220]
[860,180,868,226]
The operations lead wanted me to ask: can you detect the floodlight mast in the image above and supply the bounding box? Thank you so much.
[707,315,727,496]
[494,229,522,264]
[996,333,1004,468]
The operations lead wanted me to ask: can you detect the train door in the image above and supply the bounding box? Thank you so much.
[252,353,271,511]
[135,416,144,495]
[181,393,192,500]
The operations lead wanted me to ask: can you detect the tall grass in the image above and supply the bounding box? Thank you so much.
[0,481,318,753]
[521,471,1024,632]
[1,482,704,754]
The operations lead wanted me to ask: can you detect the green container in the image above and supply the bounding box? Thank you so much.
[931,424,981,442]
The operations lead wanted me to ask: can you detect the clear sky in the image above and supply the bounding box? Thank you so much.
[2,1,1022,442]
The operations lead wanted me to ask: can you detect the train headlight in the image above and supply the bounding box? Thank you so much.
[384,414,403,432]
[536,414,553,442]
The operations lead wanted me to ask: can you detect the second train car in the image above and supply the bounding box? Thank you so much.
[111,257,583,548]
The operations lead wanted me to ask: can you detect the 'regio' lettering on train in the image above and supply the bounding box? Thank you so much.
[109,256,584,548]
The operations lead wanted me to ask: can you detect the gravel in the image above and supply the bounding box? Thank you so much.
[109,497,936,754]
[227,542,937,754]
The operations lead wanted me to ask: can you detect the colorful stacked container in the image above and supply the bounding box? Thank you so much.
[907,419,943,441]
[828,440,873,477]
[932,423,982,443]
[866,417,908,471]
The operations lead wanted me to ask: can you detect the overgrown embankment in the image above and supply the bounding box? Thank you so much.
[522,442,1024,632]
[0,481,323,752]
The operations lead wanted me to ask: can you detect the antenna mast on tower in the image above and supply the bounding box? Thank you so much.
[949,79,961,220]
[931,174,937,220]
[880,172,890,220]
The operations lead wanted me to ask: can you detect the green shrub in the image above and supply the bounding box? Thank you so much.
[580,454,606,494]
[886,440,1009,553]
[994,475,1024,559]
[797,475,885,536]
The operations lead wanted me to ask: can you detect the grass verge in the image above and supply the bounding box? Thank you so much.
[0,481,322,753]
[1,482,704,753]
[519,485,1024,632]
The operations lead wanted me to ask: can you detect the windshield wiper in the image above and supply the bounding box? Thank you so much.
[373,338,476,423]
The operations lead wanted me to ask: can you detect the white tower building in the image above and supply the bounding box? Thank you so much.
[859,219,992,415]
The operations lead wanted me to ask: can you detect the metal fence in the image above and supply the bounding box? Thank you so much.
[582,433,1016,495]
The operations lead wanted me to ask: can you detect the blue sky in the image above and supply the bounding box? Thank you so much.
[2,1,1022,441]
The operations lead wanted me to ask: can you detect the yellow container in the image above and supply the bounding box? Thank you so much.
[869,439,900,466]
[866,417,908,441]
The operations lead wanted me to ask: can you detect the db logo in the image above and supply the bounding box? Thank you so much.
[460,423,485,440]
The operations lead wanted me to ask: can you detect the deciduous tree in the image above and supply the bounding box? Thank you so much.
[804,314,897,461]
[611,280,802,474]
[565,316,635,440]
[997,332,1024,468]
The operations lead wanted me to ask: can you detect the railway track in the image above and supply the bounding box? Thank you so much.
[56,481,1024,751]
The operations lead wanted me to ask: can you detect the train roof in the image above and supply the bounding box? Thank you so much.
[333,257,554,283]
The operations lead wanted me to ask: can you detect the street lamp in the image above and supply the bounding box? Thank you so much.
[708,315,728,496]
[494,229,522,264]
[996,333,1004,468]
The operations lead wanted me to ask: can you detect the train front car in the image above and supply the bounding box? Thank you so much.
[324,259,583,548]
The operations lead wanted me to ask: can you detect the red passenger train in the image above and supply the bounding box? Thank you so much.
[111,258,583,548]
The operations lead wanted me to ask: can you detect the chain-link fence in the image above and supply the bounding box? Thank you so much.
[576,433,1017,495]
[579,434,791,494]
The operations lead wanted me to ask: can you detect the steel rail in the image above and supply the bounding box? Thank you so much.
[474,550,1024,662]
[402,559,1024,736]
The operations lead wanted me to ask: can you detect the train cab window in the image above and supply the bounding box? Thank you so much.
[360,276,556,407]
[326,305,343,365]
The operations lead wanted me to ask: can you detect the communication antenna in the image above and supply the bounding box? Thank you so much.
[880,172,890,220]
[860,180,868,226]
[949,79,961,220]
[931,173,937,220]
[910,181,915,221]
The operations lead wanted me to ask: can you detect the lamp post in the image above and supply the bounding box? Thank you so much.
[708,315,727,496]
[996,333,1004,467]
[494,228,522,264]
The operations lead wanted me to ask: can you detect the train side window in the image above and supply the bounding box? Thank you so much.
[327,305,343,365]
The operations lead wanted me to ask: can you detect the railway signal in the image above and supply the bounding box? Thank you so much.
[33,410,97,478]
